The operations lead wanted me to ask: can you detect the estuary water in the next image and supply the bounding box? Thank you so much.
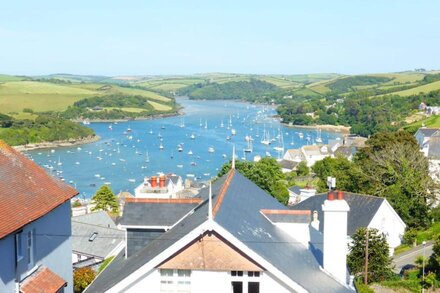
[27,98,343,199]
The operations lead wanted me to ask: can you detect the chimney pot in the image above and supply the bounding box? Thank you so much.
[151,176,158,187]
[337,190,344,200]
[327,191,335,201]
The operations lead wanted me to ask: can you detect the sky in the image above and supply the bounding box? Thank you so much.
[1,0,439,76]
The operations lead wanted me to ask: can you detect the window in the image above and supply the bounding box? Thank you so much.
[160,269,191,293]
[27,230,33,267]
[231,271,261,293]
[15,232,23,262]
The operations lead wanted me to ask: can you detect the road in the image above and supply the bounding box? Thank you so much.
[392,241,433,273]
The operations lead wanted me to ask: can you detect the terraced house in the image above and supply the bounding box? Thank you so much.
[0,141,78,293]
[86,166,355,293]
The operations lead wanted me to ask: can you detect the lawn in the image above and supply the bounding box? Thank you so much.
[258,76,300,88]
[403,115,440,133]
[0,74,26,82]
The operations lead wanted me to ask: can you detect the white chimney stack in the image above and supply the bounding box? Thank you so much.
[322,190,350,285]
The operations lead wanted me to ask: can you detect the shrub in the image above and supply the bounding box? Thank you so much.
[73,267,96,292]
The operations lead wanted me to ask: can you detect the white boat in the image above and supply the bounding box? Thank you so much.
[82,119,90,125]
[128,178,136,183]
[177,164,183,168]
[159,143,164,150]
[57,156,62,166]
[108,125,113,131]
[204,120,208,129]
[190,133,195,140]
[315,129,323,143]
[75,162,80,165]
[179,118,185,128]
[231,128,236,136]
[187,150,193,155]
[126,127,132,132]
[177,144,183,152]
[298,132,304,139]
[220,120,224,128]
[186,174,195,178]
[244,139,253,153]
[94,174,101,178]
[208,147,215,153]
[149,129,153,134]
[104,182,111,185]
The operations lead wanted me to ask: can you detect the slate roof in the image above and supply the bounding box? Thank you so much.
[0,140,78,239]
[288,185,301,195]
[86,171,352,293]
[72,211,124,259]
[279,159,299,170]
[290,192,385,235]
[416,128,440,137]
[20,266,66,293]
[120,198,201,227]
[428,136,440,159]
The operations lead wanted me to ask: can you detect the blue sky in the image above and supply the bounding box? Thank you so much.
[1,0,439,76]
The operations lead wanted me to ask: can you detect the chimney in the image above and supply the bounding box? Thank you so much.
[150,176,157,188]
[159,175,166,188]
[311,210,320,230]
[322,190,350,284]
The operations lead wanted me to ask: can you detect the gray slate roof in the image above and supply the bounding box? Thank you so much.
[72,211,124,259]
[290,192,385,235]
[288,185,301,195]
[416,128,440,137]
[86,172,352,293]
[120,201,198,227]
[428,136,440,159]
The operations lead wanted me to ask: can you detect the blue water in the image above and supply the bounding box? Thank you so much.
[27,98,343,199]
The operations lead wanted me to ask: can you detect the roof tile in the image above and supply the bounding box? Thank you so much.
[0,141,78,239]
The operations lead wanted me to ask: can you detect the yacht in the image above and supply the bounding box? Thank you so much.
[208,147,215,153]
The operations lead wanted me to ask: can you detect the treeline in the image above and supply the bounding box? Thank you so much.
[62,94,177,120]
[178,79,279,101]
[327,75,392,93]
[278,90,440,136]
[0,114,95,146]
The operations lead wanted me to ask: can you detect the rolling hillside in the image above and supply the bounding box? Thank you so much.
[0,80,173,117]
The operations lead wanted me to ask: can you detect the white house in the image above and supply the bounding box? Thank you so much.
[290,191,406,255]
[0,141,78,293]
[86,168,355,292]
[134,174,184,198]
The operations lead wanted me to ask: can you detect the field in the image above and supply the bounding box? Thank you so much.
[0,80,172,116]
[147,101,172,111]
[383,80,440,97]
[0,74,27,82]
[136,78,205,92]
[104,107,147,113]
[0,81,97,113]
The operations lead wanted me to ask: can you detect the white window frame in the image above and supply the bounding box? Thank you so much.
[160,269,191,293]
[230,271,261,293]
[15,232,24,262]
[27,230,34,269]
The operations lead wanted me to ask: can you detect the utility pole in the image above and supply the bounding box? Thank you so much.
[364,228,369,285]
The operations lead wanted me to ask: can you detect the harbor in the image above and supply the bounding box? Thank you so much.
[26,98,343,199]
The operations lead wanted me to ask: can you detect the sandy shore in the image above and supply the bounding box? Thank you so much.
[13,135,100,152]
[283,123,351,134]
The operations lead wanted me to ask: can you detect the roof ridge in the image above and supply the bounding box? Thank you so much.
[125,198,202,204]
[212,169,235,217]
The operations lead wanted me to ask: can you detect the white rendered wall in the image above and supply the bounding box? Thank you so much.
[368,201,406,255]
[322,199,349,285]
[276,223,310,248]
[118,268,293,293]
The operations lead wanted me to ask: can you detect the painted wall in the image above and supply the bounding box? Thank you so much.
[0,202,73,293]
[118,269,293,293]
[368,201,406,255]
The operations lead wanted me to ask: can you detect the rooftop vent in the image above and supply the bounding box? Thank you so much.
[89,232,98,242]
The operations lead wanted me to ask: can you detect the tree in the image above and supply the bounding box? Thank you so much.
[218,157,289,205]
[92,185,119,214]
[296,161,309,176]
[347,228,393,283]
[312,156,364,192]
[355,131,436,228]
[73,267,96,292]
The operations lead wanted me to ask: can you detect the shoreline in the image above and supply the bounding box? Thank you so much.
[13,135,101,152]
[283,123,351,134]
[75,111,182,123]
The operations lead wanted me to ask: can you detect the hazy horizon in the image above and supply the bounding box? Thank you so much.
[1,0,440,76]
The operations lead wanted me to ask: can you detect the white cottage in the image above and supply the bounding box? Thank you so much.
[86,169,355,292]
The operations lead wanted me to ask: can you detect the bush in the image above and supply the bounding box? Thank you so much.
[73,267,96,292]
